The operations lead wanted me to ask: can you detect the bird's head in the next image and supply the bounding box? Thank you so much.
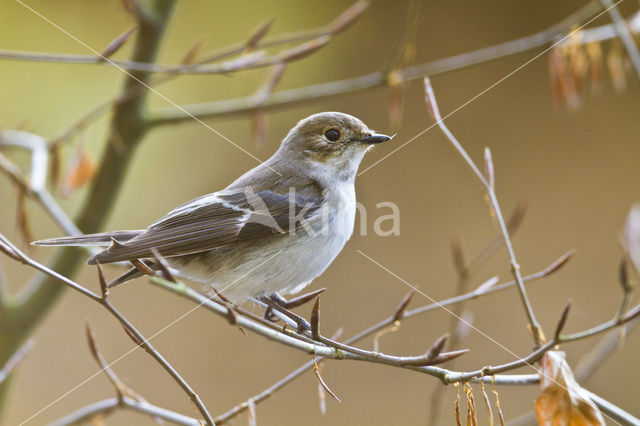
[278,112,392,179]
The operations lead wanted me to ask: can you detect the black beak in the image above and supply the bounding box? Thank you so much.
[358,133,392,144]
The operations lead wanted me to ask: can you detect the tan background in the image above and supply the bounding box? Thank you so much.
[1,0,639,424]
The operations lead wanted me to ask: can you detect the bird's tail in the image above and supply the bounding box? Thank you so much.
[32,230,143,247]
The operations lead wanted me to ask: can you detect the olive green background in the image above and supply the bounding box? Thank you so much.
[1,0,639,424]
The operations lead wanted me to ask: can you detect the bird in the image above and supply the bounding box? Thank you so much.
[34,112,391,306]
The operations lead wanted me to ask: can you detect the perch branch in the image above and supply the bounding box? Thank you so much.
[6,231,632,424]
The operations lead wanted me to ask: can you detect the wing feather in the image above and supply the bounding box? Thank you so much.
[87,188,321,264]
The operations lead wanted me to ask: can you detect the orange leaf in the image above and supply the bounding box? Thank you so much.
[62,144,96,197]
[535,351,604,426]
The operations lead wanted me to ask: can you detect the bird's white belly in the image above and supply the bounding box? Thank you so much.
[180,186,356,304]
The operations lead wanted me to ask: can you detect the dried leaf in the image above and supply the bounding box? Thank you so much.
[549,47,580,110]
[455,382,463,426]
[607,41,627,93]
[535,351,605,425]
[623,203,640,275]
[566,29,588,99]
[480,378,494,426]
[586,41,603,94]
[465,383,478,426]
[62,143,97,197]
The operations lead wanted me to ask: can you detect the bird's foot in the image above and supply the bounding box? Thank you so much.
[260,293,316,335]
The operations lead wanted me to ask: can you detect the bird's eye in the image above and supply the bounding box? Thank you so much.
[324,129,341,142]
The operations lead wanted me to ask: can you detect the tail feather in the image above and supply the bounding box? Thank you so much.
[32,230,143,247]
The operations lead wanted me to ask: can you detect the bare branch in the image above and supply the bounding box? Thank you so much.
[424,76,543,345]
[212,251,573,424]
[149,2,630,126]
[0,232,215,425]
[0,340,34,384]
[49,396,201,426]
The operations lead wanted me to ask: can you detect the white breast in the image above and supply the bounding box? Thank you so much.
[200,181,357,303]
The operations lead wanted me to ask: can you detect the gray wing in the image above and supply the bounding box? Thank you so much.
[87,188,322,264]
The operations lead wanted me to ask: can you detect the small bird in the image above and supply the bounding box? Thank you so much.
[34,112,391,305]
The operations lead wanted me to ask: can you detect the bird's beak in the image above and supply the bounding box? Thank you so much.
[358,133,392,144]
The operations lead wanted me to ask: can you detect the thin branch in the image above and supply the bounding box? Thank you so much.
[424,77,543,345]
[429,203,526,425]
[5,0,176,371]
[0,0,368,76]
[148,1,633,126]
[45,1,368,149]
[0,131,82,236]
[0,340,34,384]
[585,391,640,426]
[49,396,200,426]
[158,252,573,424]
[0,233,215,425]
[575,318,640,383]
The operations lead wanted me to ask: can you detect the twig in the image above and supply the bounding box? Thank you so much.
[49,396,200,426]
[424,77,543,345]
[46,0,368,149]
[0,1,368,76]
[0,340,34,384]
[575,319,639,383]
[600,0,640,79]
[169,252,573,424]
[429,204,526,425]
[0,233,215,425]
[0,132,82,236]
[148,2,627,126]
[1,1,177,394]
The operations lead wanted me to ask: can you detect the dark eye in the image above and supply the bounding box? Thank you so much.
[324,129,341,142]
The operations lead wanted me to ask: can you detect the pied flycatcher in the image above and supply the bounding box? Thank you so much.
[35,112,391,303]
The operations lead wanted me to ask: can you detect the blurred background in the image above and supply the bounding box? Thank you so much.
[1,0,639,424]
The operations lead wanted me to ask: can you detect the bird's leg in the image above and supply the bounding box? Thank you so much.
[262,288,326,323]
[260,294,311,334]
